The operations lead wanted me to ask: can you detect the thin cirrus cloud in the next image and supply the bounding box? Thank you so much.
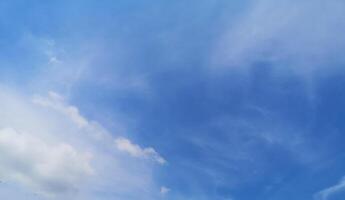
[0,87,166,199]
[315,177,345,200]
[213,0,345,75]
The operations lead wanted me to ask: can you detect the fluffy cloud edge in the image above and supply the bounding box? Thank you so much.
[115,137,167,165]
[0,89,167,199]
[0,128,93,198]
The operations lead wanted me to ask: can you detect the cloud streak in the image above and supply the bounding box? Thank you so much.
[33,91,88,128]
[0,88,165,199]
[214,0,345,75]
[115,137,166,165]
[315,177,345,200]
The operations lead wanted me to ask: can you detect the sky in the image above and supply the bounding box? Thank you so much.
[1,0,345,200]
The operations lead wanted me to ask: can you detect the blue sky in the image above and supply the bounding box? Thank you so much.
[1,0,345,200]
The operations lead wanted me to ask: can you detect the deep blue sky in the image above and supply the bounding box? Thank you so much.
[1,1,345,200]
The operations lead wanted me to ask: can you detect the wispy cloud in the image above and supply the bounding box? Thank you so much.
[315,177,345,200]
[33,91,89,128]
[115,137,166,165]
[0,88,165,199]
[32,91,166,165]
[160,186,170,196]
[214,0,345,75]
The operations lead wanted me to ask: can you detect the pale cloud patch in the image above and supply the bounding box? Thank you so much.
[32,91,88,128]
[0,88,166,199]
[0,128,93,198]
[32,91,167,165]
[315,177,345,200]
[214,0,345,75]
[160,186,170,196]
[115,137,167,165]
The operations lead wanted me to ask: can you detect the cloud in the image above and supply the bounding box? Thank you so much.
[33,91,88,128]
[23,35,151,98]
[115,137,166,165]
[0,128,93,197]
[0,88,165,199]
[214,0,345,75]
[160,186,170,196]
[33,91,166,165]
[314,177,345,200]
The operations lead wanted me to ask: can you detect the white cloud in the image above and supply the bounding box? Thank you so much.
[115,137,166,165]
[0,88,165,199]
[315,177,345,200]
[32,91,166,165]
[32,91,88,128]
[0,128,93,197]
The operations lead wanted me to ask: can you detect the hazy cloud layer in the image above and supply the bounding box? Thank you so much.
[214,0,345,75]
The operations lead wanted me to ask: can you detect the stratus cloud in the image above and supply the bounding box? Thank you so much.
[115,137,166,165]
[0,88,165,199]
[314,177,345,200]
[0,128,93,197]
